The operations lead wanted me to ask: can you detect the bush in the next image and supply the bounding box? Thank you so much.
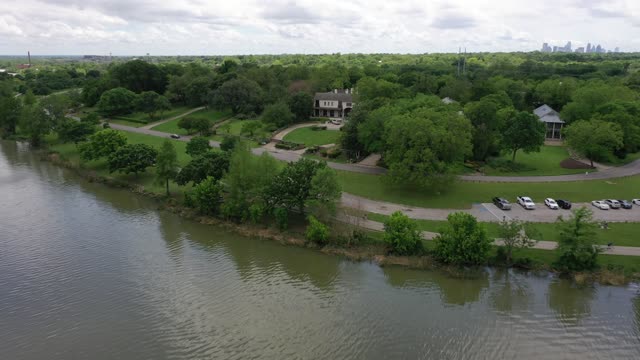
[434,212,491,266]
[326,147,342,159]
[275,141,304,150]
[319,148,328,157]
[305,146,320,154]
[274,207,288,230]
[383,211,423,255]
[305,215,330,245]
[220,136,239,152]
[235,113,249,120]
[190,177,222,215]
[311,125,327,131]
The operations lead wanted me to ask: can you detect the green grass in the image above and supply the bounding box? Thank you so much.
[283,127,341,146]
[604,151,640,166]
[151,108,232,135]
[109,119,148,128]
[216,119,261,136]
[112,106,191,124]
[336,170,640,209]
[484,146,587,176]
[366,213,640,247]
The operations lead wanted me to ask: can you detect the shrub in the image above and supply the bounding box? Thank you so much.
[305,215,330,245]
[434,212,491,265]
[220,136,239,152]
[274,207,288,230]
[275,141,304,150]
[190,177,222,215]
[311,125,327,131]
[305,146,320,154]
[327,147,342,159]
[383,211,423,255]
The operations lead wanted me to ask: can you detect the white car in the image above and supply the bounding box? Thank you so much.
[605,199,621,209]
[592,200,610,210]
[544,198,559,209]
[517,196,536,210]
[633,199,640,206]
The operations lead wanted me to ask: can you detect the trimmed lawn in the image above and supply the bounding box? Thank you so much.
[366,213,640,247]
[283,127,341,146]
[216,119,262,136]
[151,108,232,135]
[109,119,148,128]
[112,106,191,125]
[484,146,587,176]
[336,170,640,209]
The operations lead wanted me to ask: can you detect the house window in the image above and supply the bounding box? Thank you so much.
[323,110,328,116]
[330,110,335,117]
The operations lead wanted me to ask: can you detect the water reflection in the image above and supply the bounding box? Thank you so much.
[489,269,532,313]
[548,279,596,326]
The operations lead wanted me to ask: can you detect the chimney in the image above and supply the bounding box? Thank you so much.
[28,51,31,66]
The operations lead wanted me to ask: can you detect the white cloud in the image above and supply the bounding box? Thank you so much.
[0,0,638,55]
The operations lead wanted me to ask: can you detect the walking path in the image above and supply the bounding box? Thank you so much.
[140,106,205,130]
[345,215,640,256]
[271,121,343,141]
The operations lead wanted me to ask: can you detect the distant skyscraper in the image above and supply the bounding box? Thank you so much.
[541,43,552,52]
[615,47,620,53]
[565,41,572,52]
[596,44,602,53]
[586,43,591,52]
[575,47,584,53]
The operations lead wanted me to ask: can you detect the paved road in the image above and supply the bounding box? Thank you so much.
[140,106,205,130]
[345,216,640,256]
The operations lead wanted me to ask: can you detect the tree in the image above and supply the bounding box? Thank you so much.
[497,218,537,265]
[305,166,341,221]
[554,207,601,272]
[155,140,180,195]
[107,143,157,175]
[188,177,223,215]
[185,136,211,157]
[97,87,138,117]
[135,91,171,120]
[177,117,195,134]
[434,212,491,265]
[305,215,330,245]
[564,119,623,167]
[500,111,546,162]
[81,112,100,125]
[288,91,313,122]
[39,94,70,126]
[79,129,127,160]
[220,135,238,152]
[178,117,211,135]
[19,104,54,147]
[261,102,294,128]
[176,151,229,186]
[265,158,325,214]
[384,108,473,190]
[211,78,264,115]
[382,211,423,255]
[57,119,96,144]
[0,94,22,136]
[240,121,262,137]
[534,78,577,110]
[110,60,168,94]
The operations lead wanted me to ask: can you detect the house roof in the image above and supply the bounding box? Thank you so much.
[314,91,353,102]
[534,104,564,124]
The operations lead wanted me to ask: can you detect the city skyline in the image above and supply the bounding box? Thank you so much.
[1,0,639,55]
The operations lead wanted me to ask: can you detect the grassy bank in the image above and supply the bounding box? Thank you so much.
[484,146,587,176]
[283,127,341,146]
[151,108,232,135]
[337,170,640,209]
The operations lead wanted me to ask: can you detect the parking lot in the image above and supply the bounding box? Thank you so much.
[478,202,640,223]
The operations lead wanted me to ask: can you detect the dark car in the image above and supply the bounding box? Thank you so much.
[492,197,511,210]
[556,199,572,209]
[618,200,633,209]
[170,134,181,139]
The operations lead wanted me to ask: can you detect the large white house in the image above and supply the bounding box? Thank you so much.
[313,89,354,122]
[534,104,565,140]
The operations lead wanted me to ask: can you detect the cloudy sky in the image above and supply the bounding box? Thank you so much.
[1,0,639,55]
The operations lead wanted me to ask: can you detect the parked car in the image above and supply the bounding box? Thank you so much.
[517,196,535,210]
[605,199,621,209]
[492,197,511,210]
[544,198,559,210]
[592,200,610,210]
[633,199,640,206]
[556,199,572,209]
[170,134,181,139]
[618,200,633,209]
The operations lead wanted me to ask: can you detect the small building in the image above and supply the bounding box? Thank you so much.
[534,104,564,140]
[313,89,354,122]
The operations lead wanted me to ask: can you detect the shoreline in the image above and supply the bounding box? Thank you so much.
[41,147,639,286]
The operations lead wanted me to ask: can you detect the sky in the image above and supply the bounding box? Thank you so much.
[1,0,639,55]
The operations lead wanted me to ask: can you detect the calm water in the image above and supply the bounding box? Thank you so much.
[0,140,639,360]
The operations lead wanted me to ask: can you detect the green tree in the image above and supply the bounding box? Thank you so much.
[188,177,223,215]
[534,78,577,110]
[288,91,313,122]
[564,119,623,167]
[176,151,229,186]
[185,136,211,157]
[107,143,157,175]
[554,207,601,272]
[434,212,491,265]
[81,112,100,125]
[500,111,546,162]
[262,102,294,128]
[155,140,179,195]
[177,117,195,134]
[79,129,127,160]
[497,218,537,265]
[57,119,96,144]
[266,158,324,214]
[20,105,54,147]
[135,91,171,120]
[110,59,168,94]
[191,117,212,135]
[305,215,330,245]
[97,87,138,117]
[383,211,423,255]
[240,121,263,137]
[220,135,238,152]
[0,94,22,136]
[305,166,341,221]
[211,78,264,115]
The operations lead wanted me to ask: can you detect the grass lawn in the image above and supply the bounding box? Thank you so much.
[112,106,192,125]
[365,213,640,247]
[336,170,640,209]
[151,108,232,135]
[283,127,342,146]
[604,151,640,166]
[109,119,148,128]
[484,146,587,176]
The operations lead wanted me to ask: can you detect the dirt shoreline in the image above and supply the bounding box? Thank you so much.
[43,150,638,286]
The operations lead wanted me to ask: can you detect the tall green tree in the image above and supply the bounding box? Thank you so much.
[564,119,623,167]
[434,212,491,265]
[305,166,342,220]
[211,78,264,115]
[176,151,229,186]
[188,177,223,215]
[155,140,180,195]
[500,111,546,162]
[497,218,537,265]
[57,119,96,144]
[185,136,211,157]
[262,102,294,128]
[554,207,601,272]
[288,91,313,122]
[0,94,22,136]
[383,211,423,255]
[135,91,171,120]
[97,87,138,117]
[265,158,325,214]
[107,143,157,175]
[79,129,127,160]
